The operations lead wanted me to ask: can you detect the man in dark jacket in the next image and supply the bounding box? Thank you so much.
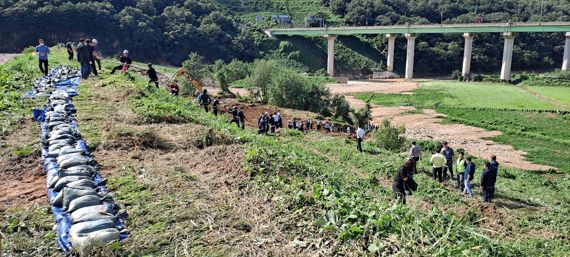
[212,98,220,116]
[147,64,159,88]
[490,155,500,175]
[480,161,497,203]
[76,38,91,79]
[110,50,132,74]
[86,39,98,76]
[237,107,247,129]
[199,89,212,112]
[66,42,74,61]
[392,162,412,205]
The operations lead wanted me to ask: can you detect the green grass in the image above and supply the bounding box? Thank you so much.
[359,81,562,111]
[439,107,570,172]
[2,48,570,256]
[356,80,570,172]
[527,86,570,107]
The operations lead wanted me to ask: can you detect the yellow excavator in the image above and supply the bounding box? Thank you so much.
[166,68,204,96]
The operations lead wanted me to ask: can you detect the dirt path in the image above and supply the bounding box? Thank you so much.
[331,80,555,171]
[0,53,20,65]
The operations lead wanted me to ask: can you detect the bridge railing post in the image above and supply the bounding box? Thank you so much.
[324,35,337,77]
[462,33,474,77]
[405,33,416,80]
[386,34,396,72]
[500,32,515,81]
[562,32,570,71]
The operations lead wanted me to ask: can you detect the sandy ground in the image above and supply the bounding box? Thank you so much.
[332,80,555,171]
[0,53,20,65]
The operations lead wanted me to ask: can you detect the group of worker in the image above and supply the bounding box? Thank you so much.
[35,38,132,79]
[395,140,500,205]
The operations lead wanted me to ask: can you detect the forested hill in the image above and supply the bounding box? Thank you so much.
[1,0,569,74]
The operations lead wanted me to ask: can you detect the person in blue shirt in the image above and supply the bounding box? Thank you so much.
[480,161,498,203]
[463,157,476,196]
[35,39,50,76]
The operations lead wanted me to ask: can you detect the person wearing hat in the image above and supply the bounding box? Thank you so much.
[146,63,159,88]
[110,50,133,74]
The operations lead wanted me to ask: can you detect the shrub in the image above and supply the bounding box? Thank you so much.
[451,70,461,80]
[373,119,406,151]
[330,94,353,124]
[352,103,371,128]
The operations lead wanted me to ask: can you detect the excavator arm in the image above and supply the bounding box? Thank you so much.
[167,68,203,95]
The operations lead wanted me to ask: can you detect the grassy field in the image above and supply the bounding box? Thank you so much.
[356,81,570,172]
[1,50,569,255]
[527,86,570,107]
[359,81,563,111]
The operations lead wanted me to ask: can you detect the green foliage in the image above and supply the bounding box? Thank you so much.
[351,102,371,127]
[330,94,353,123]
[373,119,406,151]
[11,146,35,158]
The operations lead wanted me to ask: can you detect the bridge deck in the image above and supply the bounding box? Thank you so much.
[266,22,570,36]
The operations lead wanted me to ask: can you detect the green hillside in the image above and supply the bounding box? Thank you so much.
[1,0,569,75]
[1,45,569,256]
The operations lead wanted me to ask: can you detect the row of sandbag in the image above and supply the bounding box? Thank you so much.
[35,67,127,254]
[26,65,81,98]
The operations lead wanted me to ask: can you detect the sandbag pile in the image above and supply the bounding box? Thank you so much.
[32,67,127,254]
[26,65,81,98]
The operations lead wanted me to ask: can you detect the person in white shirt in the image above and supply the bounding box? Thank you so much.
[356,127,366,152]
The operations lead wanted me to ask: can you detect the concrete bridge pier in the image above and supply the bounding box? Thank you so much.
[386,34,396,72]
[405,33,416,80]
[462,33,474,76]
[325,35,337,76]
[563,32,570,71]
[500,32,515,80]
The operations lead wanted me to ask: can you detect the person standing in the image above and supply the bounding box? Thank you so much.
[76,39,91,79]
[356,126,366,152]
[456,152,467,191]
[199,89,211,112]
[441,141,455,181]
[463,157,476,196]
[212,98,220,116]
[110,50,132,74]
[410,141,422,172]
[91,39,102,71]
[35,39,50,76]
[258,113,268,134]
[238,107,247,130]
[430,150,446,182]
[146,64,159,88]
[392,162,412,205]
[490,155,500,175]
[86,39,98,76]
[65,42,74,61]
[409,141,422,162]
[480,161,497,203]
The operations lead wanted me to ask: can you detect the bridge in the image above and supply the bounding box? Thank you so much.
[264,22,570,79]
